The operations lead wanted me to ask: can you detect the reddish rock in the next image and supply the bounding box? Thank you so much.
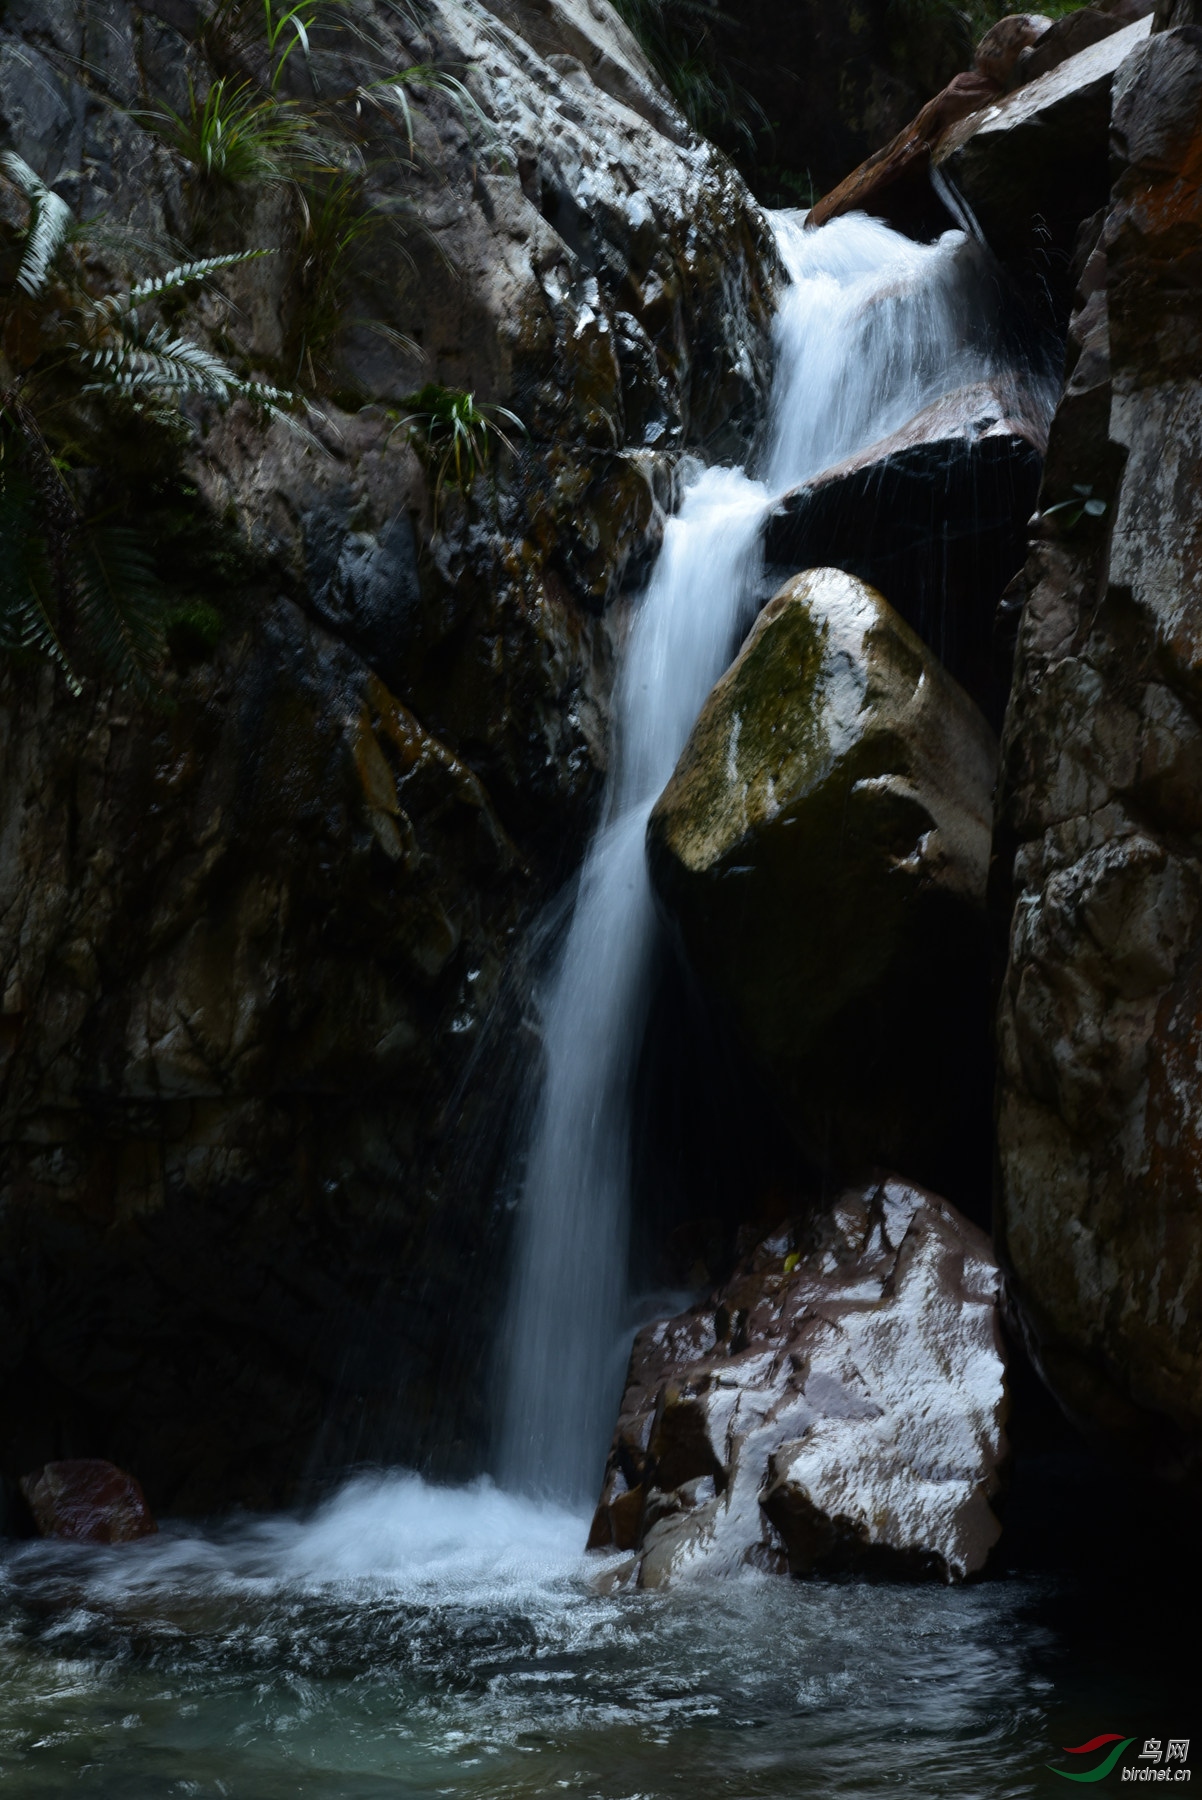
[974,14,1053,89]
[590,1179,1008,1587]
[20,1460,158,1544]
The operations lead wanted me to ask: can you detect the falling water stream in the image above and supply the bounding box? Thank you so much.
[0,214,1180,1798]
[499,209,1012,1504]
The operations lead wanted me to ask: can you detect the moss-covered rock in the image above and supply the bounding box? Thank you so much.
[647,568,997,1202]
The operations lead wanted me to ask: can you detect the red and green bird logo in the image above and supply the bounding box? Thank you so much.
[1049,1735,1135,1783]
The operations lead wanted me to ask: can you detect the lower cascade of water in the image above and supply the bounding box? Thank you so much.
[497,208,1023,1507]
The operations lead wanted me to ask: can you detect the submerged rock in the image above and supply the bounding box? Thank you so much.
[589,1177,1007,1586]
[21,1460,157,1544]
[994,24,1202,1468]
[647,569,997,1199]
[763,378,1047,718]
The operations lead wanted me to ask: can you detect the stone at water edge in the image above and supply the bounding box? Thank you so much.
[588,1178,1008,1587]
[20,1460,157,1544]
[647,568,997,1201]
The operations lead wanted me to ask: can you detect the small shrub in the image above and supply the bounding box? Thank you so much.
[397,383,523,514]
[139,77,316,183]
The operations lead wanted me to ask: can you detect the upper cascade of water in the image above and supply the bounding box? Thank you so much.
[498,208,1031,1507]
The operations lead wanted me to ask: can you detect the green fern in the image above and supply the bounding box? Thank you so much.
[0,151,73,297]
[74,524,172,694]
[0,156,312,694]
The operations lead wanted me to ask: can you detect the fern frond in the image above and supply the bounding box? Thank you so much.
[0,151,74,297]
[120,248,277,310]
[72,523,169,693]
[0,461,81,689]
[78,324,242,400]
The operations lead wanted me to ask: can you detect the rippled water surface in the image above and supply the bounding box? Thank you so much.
[0,1464,1188,1797]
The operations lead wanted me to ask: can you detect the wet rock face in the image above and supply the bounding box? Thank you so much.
[588,1178,1008,1586]
[647,569,997,1203]
[20,1460,156,1544]
[935,15,1153,323]
[0,0,775,1507]
[763,378,1048,720]
[995,25,1202,1466]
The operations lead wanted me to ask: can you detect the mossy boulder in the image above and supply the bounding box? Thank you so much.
[647,568,997,1202]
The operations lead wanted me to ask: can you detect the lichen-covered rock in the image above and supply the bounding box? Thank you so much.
[647,568,997,1200]
[0,0,777,1507]
[763,377,1048,718]
[588,1177,1008,1586]
[20,1460,157,1544]
[994,24,1202,1468]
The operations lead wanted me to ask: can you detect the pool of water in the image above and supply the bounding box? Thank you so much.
[0,1460,1191,1798]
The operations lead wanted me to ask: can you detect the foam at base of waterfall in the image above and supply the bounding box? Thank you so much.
[0,1472,592,1606]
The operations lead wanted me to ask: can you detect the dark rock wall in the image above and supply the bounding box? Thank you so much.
[0,0,777,1509]
[994,21,1202,1468]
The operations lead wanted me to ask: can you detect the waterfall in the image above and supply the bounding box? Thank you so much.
[498,209,1014,1506]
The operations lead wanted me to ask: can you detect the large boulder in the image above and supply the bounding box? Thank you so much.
[994,25,1202,1468]
[763,378,1048,721]
[0,0,776,1508]
[588,1177,1008,1586]
[647,568,997,1202]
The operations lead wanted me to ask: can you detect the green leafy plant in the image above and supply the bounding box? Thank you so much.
[397,383,523,514]
[292,168,411,381]
[139,76,317,182]
[1043,484,1107,530]
[0,150,307,693]
[262,0,321,92]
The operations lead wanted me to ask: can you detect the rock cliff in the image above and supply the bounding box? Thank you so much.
[994,18,1202,1470]
[0,0,775,1508]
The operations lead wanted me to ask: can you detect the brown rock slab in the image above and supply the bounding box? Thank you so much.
[589,1178,1008,1586]
[974,15,1053,89]
[21,1460,157,1544]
